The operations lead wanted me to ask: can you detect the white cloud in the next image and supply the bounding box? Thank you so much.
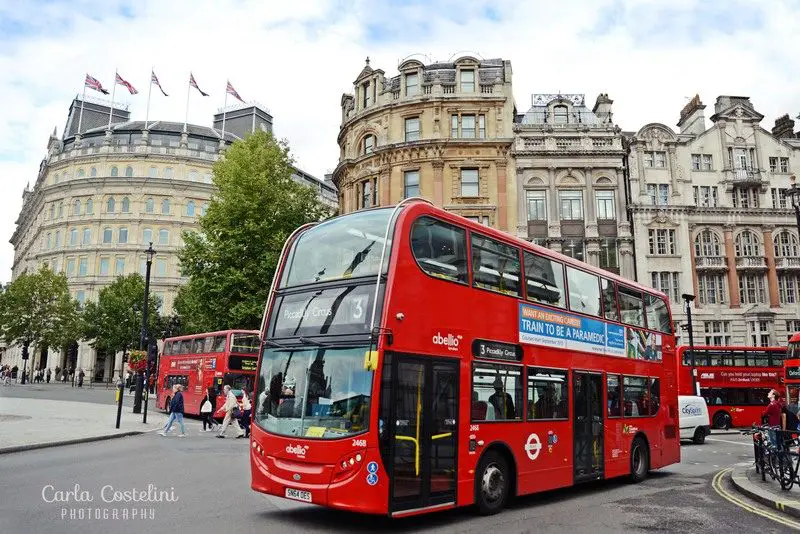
[1,0,798,282]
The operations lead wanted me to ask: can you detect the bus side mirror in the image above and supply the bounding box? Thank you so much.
[364,350,378,371]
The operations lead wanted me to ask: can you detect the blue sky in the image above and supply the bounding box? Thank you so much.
[0,0,798,282]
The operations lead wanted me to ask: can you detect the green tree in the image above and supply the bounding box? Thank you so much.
[0,266,78,355]
[175,130,328,332]
[81,274,162,358]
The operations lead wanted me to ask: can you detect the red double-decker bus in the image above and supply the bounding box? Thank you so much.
[677,345,785,429]
[784,334,800,406]
[250,200,680,517]
[157,329,260,415]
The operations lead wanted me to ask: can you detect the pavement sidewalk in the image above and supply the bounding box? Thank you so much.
[730,463,800,518]
[0,396,170,454]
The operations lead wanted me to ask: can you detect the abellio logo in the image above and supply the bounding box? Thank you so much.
[286,444,309,457]
[433,332,463,352]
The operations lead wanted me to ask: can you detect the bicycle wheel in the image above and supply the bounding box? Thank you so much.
[778,451,795,491]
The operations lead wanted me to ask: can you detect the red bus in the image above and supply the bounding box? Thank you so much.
[250,200,680,517]
[157,329,260,415]
[677,345,785,429]
[784,334,800,407]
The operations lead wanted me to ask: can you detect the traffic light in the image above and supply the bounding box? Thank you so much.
[122,353,129,363]
[147,342,158,364]
[21,342,29,361]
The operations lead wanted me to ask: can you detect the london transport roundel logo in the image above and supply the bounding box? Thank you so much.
[525,433,542,460]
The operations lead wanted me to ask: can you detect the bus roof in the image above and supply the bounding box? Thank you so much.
[164,329,259,343]
[676,345,788,354]
[790,333,800,344]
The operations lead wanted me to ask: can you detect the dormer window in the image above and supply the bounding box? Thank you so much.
[362,81,370,108]
[553,105,568,124]
[460,70,475,92]
[405,73,419,96]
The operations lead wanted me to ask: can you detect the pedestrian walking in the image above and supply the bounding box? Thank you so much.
[239,387,252,438]
[200,390,217,432]
[77,369,85,387]
[158,384,186,437]
[217,385,244,439]
[46,368,51,383]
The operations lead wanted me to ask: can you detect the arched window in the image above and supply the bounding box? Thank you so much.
[145,198,154,213]
[82,228,91,244]
[775,230,799,258]
[106,197,115,213]
[90,167,97,177]
[103,227,113,244]
[186,200,195,216]
[53,173,59,184]
[164,167,174,179]
[125,166,133,177]
[77,168,85,178]
[161,199,170,215]
[86,198,93,214]
[553,105,568,124]
[49,204,55,219]
[158,229,169,245]
[735,230,761,257]
[58,202,63,217]
[118,227,128,244]
[73,199,81,216]
[201,203,209,216]
[143,228,153,244]
[363,135,375,155]
[694,229,721,257]
[110,166,118,177]
[121,197,130,213]
[189,170,199,181]
[149,166,158,178]
[69,228,78,246]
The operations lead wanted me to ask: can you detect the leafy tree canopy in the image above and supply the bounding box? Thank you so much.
[175,131,329,332]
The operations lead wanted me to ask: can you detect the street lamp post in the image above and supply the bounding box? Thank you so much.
[785,175,800,233]
[135,242,156,419]
[682,293,698,396]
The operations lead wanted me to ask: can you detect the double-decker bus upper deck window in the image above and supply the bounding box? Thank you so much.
[471,233,521,297]
[644,293,672,334]
[192,338,204,354]
[601,279,620,322]
[213,336,226,353]
[410,217,467,283]
[523,251,565,308]
[527,367,568,420]
[281,208,394,288]
[566,266,601,317]
[203,336,214,353]
[164,342,172,355]
[231,333,260,354]
[618,285,645,327]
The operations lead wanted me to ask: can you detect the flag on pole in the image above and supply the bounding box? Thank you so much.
[151,70,168,96]
[189,73,209,96]
[115,73,138,95]
[85,74,109,95]
[226,80,245,103]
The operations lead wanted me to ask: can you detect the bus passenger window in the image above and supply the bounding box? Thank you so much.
[623,376,648,417]
[606,374,622,417]
[649,378,660,416]
[213,336,227,353]
[471,234,521,297]
[527,368,568,420]
[601,279,619,322]
[410,217,467,283]
[566,267,601,317]
[644,294,672,334]
[471,364,522,421]
[523,252,565,308]
[618,286,645,327]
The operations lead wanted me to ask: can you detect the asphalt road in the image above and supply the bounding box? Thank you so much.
[0,384,794,533]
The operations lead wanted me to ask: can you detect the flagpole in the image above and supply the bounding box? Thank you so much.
[107,69,117,130]
[221,83,228,139]
[77,75,87,135]
[184,73,190,133]
[145,67,153,130]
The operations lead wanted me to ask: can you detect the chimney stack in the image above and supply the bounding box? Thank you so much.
[592,93,613,124]
[677,94,706,135]
[772,114,796,139]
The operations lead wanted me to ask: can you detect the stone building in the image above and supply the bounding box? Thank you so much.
[333,56,517,232]
[512,93,631,277]
[5,96,336,379]
[628,95,800,345]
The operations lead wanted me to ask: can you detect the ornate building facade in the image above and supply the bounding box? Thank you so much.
[512,93,632,277]
[628,95,800,345]
[6,96,335,379]
[333,56,517,232]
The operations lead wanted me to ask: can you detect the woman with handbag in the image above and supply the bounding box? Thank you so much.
[217,385,245,439]
[200,390,217,432]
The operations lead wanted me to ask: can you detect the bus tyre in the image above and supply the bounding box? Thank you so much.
[692,427,706,445]
[475,451,509,515]
[712,411,731,430]
[629,437,649,484]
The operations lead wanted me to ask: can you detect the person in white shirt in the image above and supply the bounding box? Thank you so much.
[239,388,252,438]
[217,385,245,439]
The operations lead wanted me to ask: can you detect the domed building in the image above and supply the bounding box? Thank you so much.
[333,56,517,232]
[6,96,336,381]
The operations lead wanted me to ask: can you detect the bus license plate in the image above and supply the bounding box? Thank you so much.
[285,488,312,503]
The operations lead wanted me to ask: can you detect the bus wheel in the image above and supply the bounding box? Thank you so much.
[692,427,706,445]
[475,450,509,515]
[712,411,731,430]
[629,437,649,483]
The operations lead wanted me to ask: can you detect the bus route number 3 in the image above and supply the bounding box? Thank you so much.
[351,296,365,321]
[352,439,367,447]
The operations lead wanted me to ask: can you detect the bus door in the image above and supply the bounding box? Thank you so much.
[573,371,604,482]
[388,355,458,515]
